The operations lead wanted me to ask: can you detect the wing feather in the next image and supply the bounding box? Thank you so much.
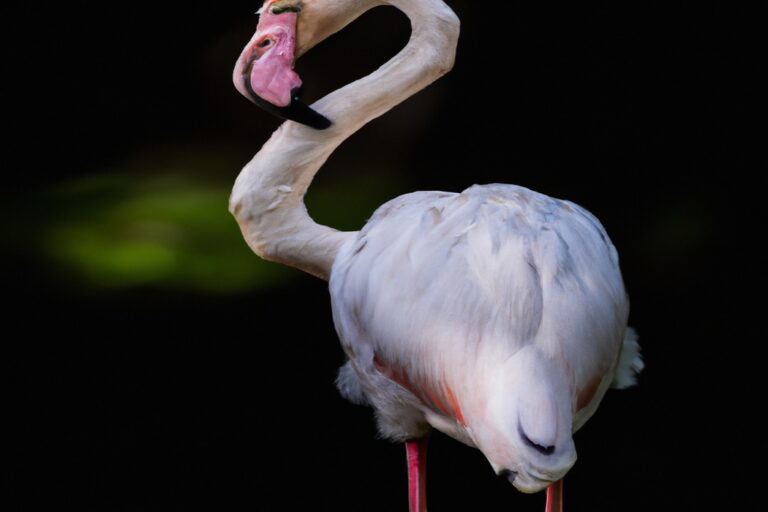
[330,184,629,420]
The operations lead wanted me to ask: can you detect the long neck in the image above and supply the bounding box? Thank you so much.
[229,0,459,280]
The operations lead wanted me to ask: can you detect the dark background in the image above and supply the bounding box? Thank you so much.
[3,1,753,510]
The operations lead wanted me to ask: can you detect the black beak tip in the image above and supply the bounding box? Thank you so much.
[245,82,331,130]
[288,96,332,130]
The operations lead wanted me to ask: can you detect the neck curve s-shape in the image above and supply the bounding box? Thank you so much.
[230,0,460,280]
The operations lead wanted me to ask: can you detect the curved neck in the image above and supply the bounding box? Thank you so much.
[230,0,459,280]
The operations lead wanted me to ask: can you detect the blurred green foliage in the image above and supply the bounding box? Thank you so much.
[38,148,401,293]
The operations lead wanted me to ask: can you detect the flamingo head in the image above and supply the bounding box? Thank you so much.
[233,1,331,129]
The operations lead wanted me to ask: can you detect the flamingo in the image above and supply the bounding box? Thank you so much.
[230,1,643,510]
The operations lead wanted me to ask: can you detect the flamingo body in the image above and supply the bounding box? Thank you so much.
[331,184,636,491]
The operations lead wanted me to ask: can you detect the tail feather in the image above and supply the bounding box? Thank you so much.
[611,327,644,389]
[336,360,369,405]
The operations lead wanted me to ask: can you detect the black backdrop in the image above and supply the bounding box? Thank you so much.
[3,1,754,510]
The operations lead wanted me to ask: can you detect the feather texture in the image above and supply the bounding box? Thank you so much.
[330,184,634,490]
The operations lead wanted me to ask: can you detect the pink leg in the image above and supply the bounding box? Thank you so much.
[405,438,429,512]
[545,479,564,512]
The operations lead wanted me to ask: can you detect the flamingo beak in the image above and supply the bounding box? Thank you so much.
[233,3,331,130]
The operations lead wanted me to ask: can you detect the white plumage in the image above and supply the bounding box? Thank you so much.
[330,184,639,491]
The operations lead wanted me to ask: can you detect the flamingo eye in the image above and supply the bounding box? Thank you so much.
[258,39,273,48]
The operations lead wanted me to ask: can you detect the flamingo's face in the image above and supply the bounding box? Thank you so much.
[233,1,331,129]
